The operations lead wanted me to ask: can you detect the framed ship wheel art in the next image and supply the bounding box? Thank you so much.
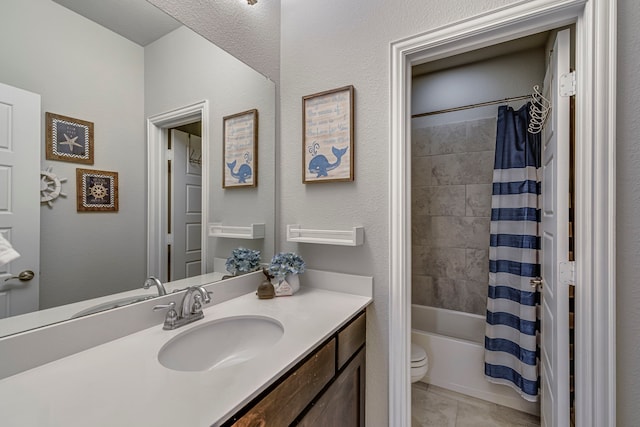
[75,168,118,212]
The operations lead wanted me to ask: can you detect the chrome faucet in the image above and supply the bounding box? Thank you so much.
[153,286,212,330]
[143,276,167,296]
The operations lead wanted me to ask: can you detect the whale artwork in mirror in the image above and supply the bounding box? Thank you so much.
[0,0,275,337]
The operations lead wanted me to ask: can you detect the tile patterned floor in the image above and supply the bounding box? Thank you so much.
[411,383,540,427]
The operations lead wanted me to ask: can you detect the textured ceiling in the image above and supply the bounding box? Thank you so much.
[52,0,181,46]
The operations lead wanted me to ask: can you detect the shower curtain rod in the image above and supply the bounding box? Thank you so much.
[411,94,532,119]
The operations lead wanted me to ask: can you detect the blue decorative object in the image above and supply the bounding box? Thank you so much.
[308,146,348,177]
[268,252,306,280]
[225,247,261,275]
[226,160,253,183]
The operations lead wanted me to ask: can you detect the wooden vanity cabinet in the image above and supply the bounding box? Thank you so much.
[224,311,366,427]
[297,347,365,426]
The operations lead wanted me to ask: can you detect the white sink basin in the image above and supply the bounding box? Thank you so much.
[158,315,284,372]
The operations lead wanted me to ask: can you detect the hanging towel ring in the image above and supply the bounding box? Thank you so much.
[528,85,551,134]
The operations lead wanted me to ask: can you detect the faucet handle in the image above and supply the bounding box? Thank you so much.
[153,301,176,311]
[203,290,213,303]
[192,294,204,314]
[153,301,179,330]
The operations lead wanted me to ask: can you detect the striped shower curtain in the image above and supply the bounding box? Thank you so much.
[484,103,541,402]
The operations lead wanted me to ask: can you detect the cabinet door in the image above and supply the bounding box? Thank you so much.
[297,347,365,427]
[231,340,335,426]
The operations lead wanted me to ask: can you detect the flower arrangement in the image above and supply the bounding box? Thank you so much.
[225,247,261,275]
[268,252,306,280]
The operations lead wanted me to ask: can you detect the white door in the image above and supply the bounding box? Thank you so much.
[0,82,40,318]
[170,129,202,280]
[540,29,571,427]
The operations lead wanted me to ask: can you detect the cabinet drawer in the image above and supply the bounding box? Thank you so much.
[337,312,366,369]
[232,339,336,426]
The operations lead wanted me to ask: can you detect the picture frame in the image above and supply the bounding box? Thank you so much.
[46,112,94,164]
[223,109,258,188]
[76,168,118,212]
[302,85,354,183]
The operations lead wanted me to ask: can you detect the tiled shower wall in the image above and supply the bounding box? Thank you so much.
[411,117,496,316]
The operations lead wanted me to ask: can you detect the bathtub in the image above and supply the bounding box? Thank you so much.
[411,304,540,416]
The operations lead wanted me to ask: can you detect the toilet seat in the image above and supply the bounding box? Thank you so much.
[410,343,428,383]
[411,343,427,363]
[411,358,427,368]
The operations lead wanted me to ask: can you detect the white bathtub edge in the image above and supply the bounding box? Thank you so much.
[411,304,540,416]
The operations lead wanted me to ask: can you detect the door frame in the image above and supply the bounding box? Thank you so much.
[388,1,616,426]
[147,101,209,283]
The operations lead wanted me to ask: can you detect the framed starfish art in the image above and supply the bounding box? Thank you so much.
[46,112,94,164]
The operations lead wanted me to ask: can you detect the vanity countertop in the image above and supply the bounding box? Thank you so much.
[0,287,371,426]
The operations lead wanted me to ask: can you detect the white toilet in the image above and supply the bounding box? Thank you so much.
[411,343,429,383]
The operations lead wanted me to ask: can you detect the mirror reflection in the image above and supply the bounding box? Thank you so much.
[0,0,275,337]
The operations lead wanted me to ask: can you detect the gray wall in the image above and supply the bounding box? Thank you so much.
[145,0,640,423]
[144,26,277,268]
[616,0,640,422]
[279,0,522,423]
[0,0,147,308]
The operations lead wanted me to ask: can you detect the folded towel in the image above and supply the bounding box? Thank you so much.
[0,234,20,267]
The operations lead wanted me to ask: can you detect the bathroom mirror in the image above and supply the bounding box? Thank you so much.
[0,0,275,337]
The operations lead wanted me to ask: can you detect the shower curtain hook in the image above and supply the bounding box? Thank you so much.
[528,85,551,134]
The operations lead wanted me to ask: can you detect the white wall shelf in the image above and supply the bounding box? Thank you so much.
[286,224,364,246]
[208,223,265,239]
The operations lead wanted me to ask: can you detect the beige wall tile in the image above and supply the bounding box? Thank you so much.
[412,156,432,187]
[412,127,431,157]
[466,183,493,217]
[411,118,495,316]
[411,275,434,307]
[466,118,497,153]
[413,185,466,217]
[429,217,491,249]
[457,280,488,315]
[431,151,494,185]
[427,185,466,216]
[412,186,431,217]
[431,277,463,311]
[465,248,489,282]
[423,248,466,279]
[412,214,432,247]
[424,122,468,156]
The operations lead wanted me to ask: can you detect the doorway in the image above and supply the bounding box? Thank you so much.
[388,1,616,426]
[409,27,575,425]
[411,31,550,419]
[168,123,203,281]
[147,101,209,284]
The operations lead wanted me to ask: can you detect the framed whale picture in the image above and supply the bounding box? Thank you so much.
[303,85,354,183]
[223,109,258,188]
